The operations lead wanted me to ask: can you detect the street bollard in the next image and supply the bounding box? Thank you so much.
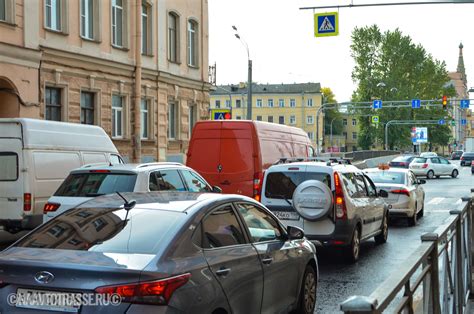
[340,295,378,314]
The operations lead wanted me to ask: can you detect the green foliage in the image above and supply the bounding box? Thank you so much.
[321,87,343,135]
[350,25,455,150]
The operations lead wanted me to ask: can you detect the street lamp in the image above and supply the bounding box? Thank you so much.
[232,26,252,120]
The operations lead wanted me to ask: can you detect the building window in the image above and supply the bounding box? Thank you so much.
[268,116,273,123]
[352,132,357,140]
[141,3,152,55]
[352,119,357,126]
[168,102,176,140]
[306,115,314,124]
[268,99,273,107]
[289,115,296,124]
[111,0,125,47]
[141,99,149,139]
[112,95,124,138]
[187,19,198,67]
[256,115,262,121]
[80,91,95,125]
[189,104,196,136]
[236,116,242,120]
[45,0,61,31]
[343,132,347,139]
[290,99,296,107]
[0,0,5,21]
[343,119,347,126]
[308,132,314,140]
[0,0,15,24]
[225,99,231,108]
[279,99,284,107]
[168,12,179,62]
[256,99,262,108]
[45,87,62,122]
[279,116,285,124]
[80,0,94,39]
[215,100,221,109]
[307,98,313,107]
[236,99,241,108]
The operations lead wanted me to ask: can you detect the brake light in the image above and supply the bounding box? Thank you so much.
[422,164,428,169]
[43,202,61,213]
[460,157,464,160]
[95,273,191,305]
[23,193,32,212]
[334,172,346,220]
[253,172,264,202]
[391,189,410,197]
[89,170,111,173]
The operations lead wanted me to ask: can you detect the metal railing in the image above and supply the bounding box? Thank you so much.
[340,193,474,314]
[343,150,400,161]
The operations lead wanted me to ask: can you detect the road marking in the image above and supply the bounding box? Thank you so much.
[427,197,444,205]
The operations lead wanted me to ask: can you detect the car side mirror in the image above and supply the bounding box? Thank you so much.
[287,225,305,240]
[417,179,426,185]
[212,186,222,193]
[379,190,389,198]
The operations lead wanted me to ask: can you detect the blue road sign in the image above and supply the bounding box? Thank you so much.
[411,99,421,109]
[460,99,470,109]
[314,12,339,37]
[438,119,445,125]
[373,100,383,109]
[461,119,467,125]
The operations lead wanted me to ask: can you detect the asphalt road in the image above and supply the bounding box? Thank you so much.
[316,161,473,313]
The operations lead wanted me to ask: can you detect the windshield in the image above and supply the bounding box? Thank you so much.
[55,173,137,197]
[366,172,405,184]
[413,158,427,163]
[13,206,183,254]
[265,171,331,199]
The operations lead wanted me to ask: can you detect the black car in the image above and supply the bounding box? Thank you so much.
[389,155,416,168]
[460,152,474,166]
[451,150,464,160]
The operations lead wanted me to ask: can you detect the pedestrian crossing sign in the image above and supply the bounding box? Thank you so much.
[314,12,338,37]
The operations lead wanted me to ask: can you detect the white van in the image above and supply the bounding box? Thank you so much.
[0,118,123,232]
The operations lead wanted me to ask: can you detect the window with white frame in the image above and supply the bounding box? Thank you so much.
[189,104,196,136]
[112,95,124,138]
[279,99,284,107]
[187,19,198,67]
[141,99,150,139]
[168,102,176,140]
[343,119,347,126]
[268,99,274,107]
[306,115,314,124]
[352,119,357,126]
[112,0,126,47]
[168,12,179,62]
[80,0,94,39]
[290,99,296,107]
[0,0,15,24]
[352,132,357,140]
[215,100,221,108]
[256,99,262,108]
[307,98,313,107]
[308,132,314,140]
[45,0,61,31]
[141,3,152,55]
[289,115,296,124]
[225,99,231,108]
[278,116,285,124]
[0,0,6,21]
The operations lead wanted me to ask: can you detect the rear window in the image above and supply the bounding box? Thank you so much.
[0,152,18,181]
[366,172,405,184]
[13,207,183,254]
[462,153,474,157]
[55,173,137,197]
[265,171,331,199]
[413,158,427,163]
[392,156,413,162]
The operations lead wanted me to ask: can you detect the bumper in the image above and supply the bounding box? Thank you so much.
[410,168,428,176]
[305,219,357,246]
[460,161,473,166]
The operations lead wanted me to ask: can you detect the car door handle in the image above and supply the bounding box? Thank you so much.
[261,257,273,265]
[215,267,231,276]
[7,198,17,202]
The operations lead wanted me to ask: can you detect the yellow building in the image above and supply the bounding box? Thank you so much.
[323,113,361,153]
[210,83,323,147]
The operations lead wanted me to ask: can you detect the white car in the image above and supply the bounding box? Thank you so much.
[43,163,221,222]
[364,168,425,226]
[409,156,459,179]
[260,159,390,263]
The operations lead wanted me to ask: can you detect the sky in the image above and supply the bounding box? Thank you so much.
[208,0,474,103]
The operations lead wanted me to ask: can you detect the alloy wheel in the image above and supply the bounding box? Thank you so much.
[303,271,316,313]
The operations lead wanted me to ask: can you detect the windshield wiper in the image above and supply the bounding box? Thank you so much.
[267,193,293,206]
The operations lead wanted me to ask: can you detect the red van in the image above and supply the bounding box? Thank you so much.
[186,120,314,200]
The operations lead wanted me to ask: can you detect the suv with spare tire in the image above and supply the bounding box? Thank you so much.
[260,159,390,262]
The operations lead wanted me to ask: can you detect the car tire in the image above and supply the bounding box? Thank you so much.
[417,199,424,218]
[374,213,388,244]
[346,226,361,263]
[408,204,417,227]
[295,265,317,314]
[427,170,434,179]
[451,169,459,178]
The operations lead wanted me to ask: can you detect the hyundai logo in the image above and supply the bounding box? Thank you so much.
[34,271,54,284]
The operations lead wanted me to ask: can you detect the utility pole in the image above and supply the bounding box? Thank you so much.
[133,2,142,163]
[232,26,252,120]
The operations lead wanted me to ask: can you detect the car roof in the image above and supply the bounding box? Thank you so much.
[71,162,189,174]
[267,161,361,173]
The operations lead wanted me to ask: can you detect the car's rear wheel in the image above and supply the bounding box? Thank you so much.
[408,203,417,227]
[427,170,434,179]
[451,169,459,178]
[374,213,388,244]
[417,199,424,218]
[346,227,361,263]
[295,265,317,314]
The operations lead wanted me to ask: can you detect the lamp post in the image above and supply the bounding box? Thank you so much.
[232,26,252,120]
[329,117,337,148]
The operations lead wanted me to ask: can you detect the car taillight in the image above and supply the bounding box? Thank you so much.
[391,189,410,197]
[253,172,264,202]
[95,273,191,305]
[422,163,428,168]
[43,202,61,213]
[23,193,32,211]
[460,157,464,160]
[334,172,346,220]
[89,170,111,173]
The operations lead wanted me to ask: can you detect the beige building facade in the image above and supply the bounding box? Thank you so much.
[0,0,211,162]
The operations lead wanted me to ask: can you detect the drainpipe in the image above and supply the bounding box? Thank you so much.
[133,1,142,163]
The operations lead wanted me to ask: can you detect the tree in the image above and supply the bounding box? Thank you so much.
[350,25,455,150]
[321,87,343,136]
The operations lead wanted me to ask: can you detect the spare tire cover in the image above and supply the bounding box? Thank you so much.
[292,180,333,221]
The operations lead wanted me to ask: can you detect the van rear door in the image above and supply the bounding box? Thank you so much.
[0,138,23,220]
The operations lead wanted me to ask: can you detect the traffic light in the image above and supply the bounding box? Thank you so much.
[442,95,448,110]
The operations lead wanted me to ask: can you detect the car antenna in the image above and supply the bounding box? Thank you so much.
[116,191,136,227]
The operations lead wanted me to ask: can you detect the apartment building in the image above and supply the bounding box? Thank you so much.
[0,0,210,162]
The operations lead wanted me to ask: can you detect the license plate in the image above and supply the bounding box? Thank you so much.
[15,288,80,313]
[273,211,300,220]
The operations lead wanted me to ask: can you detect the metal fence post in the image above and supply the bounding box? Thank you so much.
[451,209,464,314]
[421,233,441,314]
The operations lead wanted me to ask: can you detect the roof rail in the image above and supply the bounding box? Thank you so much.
[137,162,184,168]
[273,157,353,166]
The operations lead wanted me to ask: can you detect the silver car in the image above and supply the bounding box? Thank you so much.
[409,156,459,179]
[0,192,318,314]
